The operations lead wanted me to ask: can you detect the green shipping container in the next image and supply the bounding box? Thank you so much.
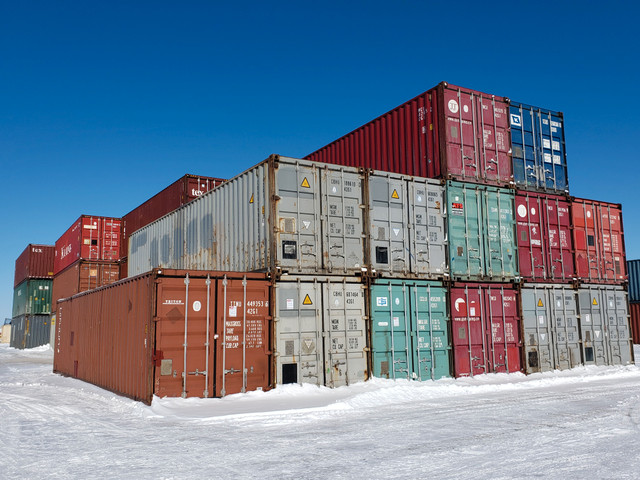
[12,279,53,317]
[446,181,518,281]
[370,279,451,381]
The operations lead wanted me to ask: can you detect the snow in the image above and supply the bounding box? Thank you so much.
[2,344,640,479]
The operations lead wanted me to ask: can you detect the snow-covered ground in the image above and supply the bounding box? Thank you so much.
[1,344,639,479]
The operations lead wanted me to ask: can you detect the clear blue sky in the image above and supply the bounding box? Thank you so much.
[1,1,639,319]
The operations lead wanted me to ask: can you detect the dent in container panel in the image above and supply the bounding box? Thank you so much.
[571,198,626,284]
[14,244,55,287]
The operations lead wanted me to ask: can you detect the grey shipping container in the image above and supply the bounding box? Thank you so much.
[520,284,581,374]
[366,172,447,278]
[627,259,640,302]
[576,285,633,366]
[10,314,51,349]
[129,155,365,277]
[273,276,368,387]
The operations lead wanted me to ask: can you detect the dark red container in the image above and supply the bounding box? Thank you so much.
[52,260,120,313]
[306,82,512,186]
[14,244,55,287]
[630,302,640,344]
[54,269,271,404]
[571,198,626,284]
[515,192,574,283]
[449,283,521,377]
[54,216,122,275]
[120,174,225,260]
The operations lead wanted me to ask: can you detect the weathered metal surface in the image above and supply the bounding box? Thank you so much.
[520,284,581,374]
[10,315,51,349]
[370,279,450,380]
[446,181,518,281]
[52,260,120,314]
[576,285,633,366]
[14,244,55,287]
[629,302,640,345]
[450,283,521,377]
[274,276,367,387]
[12,279,53,317]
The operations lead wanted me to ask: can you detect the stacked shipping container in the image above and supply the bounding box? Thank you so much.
[627,259,640,343]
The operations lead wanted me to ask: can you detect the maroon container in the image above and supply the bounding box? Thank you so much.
[571,198,626,284]
[516,192,574,283]
[14,244,55,287]
[120,174,225,261]
[54,216,122,275]
[306,82,512,186]
[449,283,521,377]
[54,269,271,404]
[630,302,640,345]
[52,260,120,314]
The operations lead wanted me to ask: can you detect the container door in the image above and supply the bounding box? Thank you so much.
[486,286,520,373]
[598,204,626,283]
[323,281,367,387]
[274,281,324,386]
[546,197,574,281]
[447,182,483,280]
[215,276,271,396]
[368,175,409,276]
[275,162,322,273]
[572,202,600,282]
[370,281,413,379]
[577,287,608,365]
[411,282,450,379]
[550,288,581,369]
[483,188,517,280]
[521,287,555,373]
[408,179,447,277]
[81,217,101,261]
[516,195,546,281]
[450,286,487,376]
[321,167,365,275]
[601,288,632,365]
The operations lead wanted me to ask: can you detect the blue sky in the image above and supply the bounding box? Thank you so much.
[1,1,639,318]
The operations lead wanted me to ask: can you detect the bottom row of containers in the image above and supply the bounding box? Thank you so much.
[52,269,635,404]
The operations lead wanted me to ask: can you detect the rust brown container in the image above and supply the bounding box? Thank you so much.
[54,269,271,404]
[14,244,55,287]
[630,302,640,345]
[52,260,120,313]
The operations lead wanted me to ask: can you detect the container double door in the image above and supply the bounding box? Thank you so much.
[576,286,632,366]
[370,280,450,381]
[450,284,521,377]
[275,279,367,387]
[520,285,581,374]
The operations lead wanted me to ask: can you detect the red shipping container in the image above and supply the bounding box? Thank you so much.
[54,269,271,404]
[571,198,626,284]
[449,283,521,377]
[54,215,122,275]
[630,302,640,345]
[306,82,512,186]
[14,244,55,287]
[515,192,574,283]
[52,260,120,313]
[120,174,225,260]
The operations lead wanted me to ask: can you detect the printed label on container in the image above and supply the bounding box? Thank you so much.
[193,301,201,312]
[393,317,400,327]
[510,114,522,127]
[376,297,388,307]
[228,306,237,317]
[286,298,294,310]
[451,202,464,216]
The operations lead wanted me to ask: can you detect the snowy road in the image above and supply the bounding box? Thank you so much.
[1,344,639,479]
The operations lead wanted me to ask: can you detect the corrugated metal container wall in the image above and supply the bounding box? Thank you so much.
[54,270,271,404]
[516,192,574,283]
[629,302,640,344]
[273,276,367,387]
[305,82,512,186]
[627,260,640,302]
[449,283,521,377]
[12,279,53,317]
[576,285,633,366]
[1,324,11,344]
[14,244,55,287]
[369,279,450,380]
[54,216,122,274]
[52,260,120,313]
[509,103,568,193]
[446,181,518,281]
[10,315,51,349]
[366,173,447,278]
[571,199,626,284]
[129,156,365,277]
[520,284,581,374]
[119,174,225,263]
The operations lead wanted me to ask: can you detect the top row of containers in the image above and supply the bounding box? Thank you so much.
[305,82,568,194]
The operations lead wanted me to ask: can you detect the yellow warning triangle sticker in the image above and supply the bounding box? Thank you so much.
[537,299,544,307]
[592,298,598,306]
[301,177,310,188]
[302,294,313,305]
[391,189,399,199]
[249,194,254,204]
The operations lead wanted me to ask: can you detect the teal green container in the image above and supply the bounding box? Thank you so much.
[446,181,518,281]
[12,279,53,317]
[370,279,450,380]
